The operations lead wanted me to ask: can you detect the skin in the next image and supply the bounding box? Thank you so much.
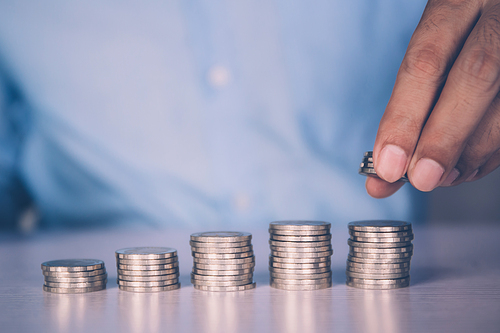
[366,0,500,198]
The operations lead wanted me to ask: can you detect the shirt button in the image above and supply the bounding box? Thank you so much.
[207,65,231,88]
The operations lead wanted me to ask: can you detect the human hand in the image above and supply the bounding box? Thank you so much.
[367,0,500,198]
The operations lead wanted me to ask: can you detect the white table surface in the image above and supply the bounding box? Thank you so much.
[0,224,499,333]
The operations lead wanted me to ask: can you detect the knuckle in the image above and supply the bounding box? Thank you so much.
[455,48,500,90]
[402,45,448,81]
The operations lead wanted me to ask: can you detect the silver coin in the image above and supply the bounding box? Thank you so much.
[346,266,410,274]
[270,234,332,242]
[345,270,410,279]
[44,279,107,288]
[191,279,253,287]
[270,277,331,285]
[193,257,255,265]
[358,166,409,182]
[269,221,331,230]
[269,240,331,248]
[117,268,178,276]
[192,252,254,259]
[117,273,178,282]
[349,230,413,238]
[346,280,410,289]
[269,229,331,236]
[41,259,105,272]
[193,262,255,270]
[350,245,413,254]
[191,273,254,281]
[117,262,179,270]
[270,281,331,290]
[348,220,412,232]
[192,268,254,276]
[189,240,251,248]
[190,231,252,243]
[190,245,253,254]
[350,235,414,243]
[348,251,412,259]
[119,283,181,293]
[270,250,333,258]
[115,247,177,259]
[43,285,106,294]
[347,239,412,248]
[269,256,331,264]
[269,261,331,269]
[44,273,108,283]
[116,257,178,265]
[118,279,179,287]
[42,268,107,278]
[347,255,411,264]
[269,245,332,253]
[270,271,332,280]
[346,276,410,285]
[193,282,256,292]
[269,266,331,275]
[346,260,410,270]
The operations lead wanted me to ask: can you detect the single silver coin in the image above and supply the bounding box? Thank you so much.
[269,266,331,275]
[44,273,108,283]
[43,285,106,293]
[190,245,253,254]
[42,268,106,278]
[119,283,181,293]
[346,260,410,270]
[349,230,413,238]
[191,278,253,287]
[270,277,331,285]
[270,271,332,280]
[191,273,253,281]
[348,220,412,232]
[193,282,256,292]
[118,279,179,287]
[115,247,177,259]
[350,235,414,243]
[44,279,107,288]
[41,259,105,272]
[270,250,333,258]
[269,261,331,269]
[117,273,178,282]
[347,255,411,264]
[346,276,410,285]
[269,240,332,248]
[192,252,254,259]
[269,256,331,264]
[117,268,178,276]
[346,266,410,275]
[193,262,255,270]
[350,245,413,254]
[269,245,332,253]
[117,262,179,270]
[269,229,331,236]
[193,257,255,265]
[348,251,412,259]
[345,270,410,279]
[270,281,331,291]
[346,280,410,289]
[192,268,254,276]
[189,240,251,248]
[116,257,178,265]
[347,239,412,248]
[270,234,332,242]
[190,231,252,243]
[269,221,331,230]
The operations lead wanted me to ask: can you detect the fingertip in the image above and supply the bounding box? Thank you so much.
[366,176,406,199]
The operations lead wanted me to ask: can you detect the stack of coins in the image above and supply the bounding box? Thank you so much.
[346,220,413,289]
[359,151,408,182]
[190,232,256,292]
[41,259,107,293]
[115,247,180,292]
[269,221,333,291]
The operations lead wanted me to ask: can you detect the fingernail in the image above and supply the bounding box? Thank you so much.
[412,158,445,191]
[441,168,460,186]
[466,169,478,182]
[377,145,407,183]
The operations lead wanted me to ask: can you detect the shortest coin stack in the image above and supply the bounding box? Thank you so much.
[269,221,333,291]
[116,247,180,292]
[41,259,107,293]
[358,151,408,182]
[346,220,413,290]
[190,232,256,292]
